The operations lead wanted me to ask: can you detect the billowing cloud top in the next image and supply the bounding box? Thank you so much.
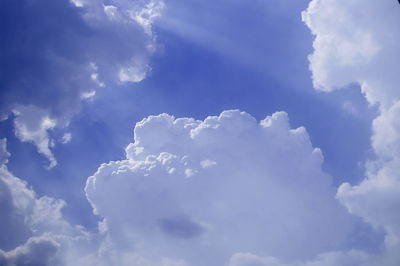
[85,110,357,265]
[2,0,400,265]
[302,0,400,107]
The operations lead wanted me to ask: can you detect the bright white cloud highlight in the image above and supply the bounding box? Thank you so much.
[13,105,58,168]
[303,0,400,265]
[131,0,165,35]
[119,64,150,83]
[302,0,400,107]
[85,110,359,265]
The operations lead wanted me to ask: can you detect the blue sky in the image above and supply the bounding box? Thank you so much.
[0,0,398,265]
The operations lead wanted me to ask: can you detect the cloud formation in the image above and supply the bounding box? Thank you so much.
[0,235,61,266]
[1,0,163,167]
[0,139,92,265]
[302,0,400,107]
[85,110,362,265]
[303,0,400,264]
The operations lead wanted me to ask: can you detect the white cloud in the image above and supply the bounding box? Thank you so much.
[62,133,73,144]
[229,252,288,266]
[13,105,58,168]
[370,102,400,160]
[0,138,92,265]
[337,105,400,261]
[1,136,193,266]
[0,235,61,266]
[70,0,85,8]
[85,110,359,265]
[104,5,118,18]
[302,0,400,107]
[119,64,150,83]
[0,139,10,165]
[81,90,97,101]
[130,0,165,35]
[303,0,400,265]
[2,0,164,167]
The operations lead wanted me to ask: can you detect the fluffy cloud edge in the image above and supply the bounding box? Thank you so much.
[84,109,378,265]
[2,0,165,168]
[303,1,400,265]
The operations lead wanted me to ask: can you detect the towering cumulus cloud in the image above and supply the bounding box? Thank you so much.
[0,0,163,167]
[85,110,361,265]
[303,0,400,264]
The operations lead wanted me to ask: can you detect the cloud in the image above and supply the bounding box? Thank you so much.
[1,0,163,167]
[0,138,92,265]
[12,105,58,168]
[228,250,373,266]
[62,133,72,144]
[85,110,363,265]
[302,0,400,107]
[0,235,60,266]
[228,252,288,266]
[0,139,10,166]
[336,105,400,264]
[303,0,400,265]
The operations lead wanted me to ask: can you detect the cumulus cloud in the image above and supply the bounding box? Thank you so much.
[0,235,61,266]
[303,0,400,264]
[336,105,400,264]
[85,110,364,265]
[302,0,400,107]
[0,138,92,265]
[0,0,163,167]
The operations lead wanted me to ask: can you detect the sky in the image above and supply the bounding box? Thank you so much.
[0,0,399,265]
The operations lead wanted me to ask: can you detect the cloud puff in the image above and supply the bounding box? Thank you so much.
[228,252,288,266]
[0,138,92,265]
[302,0,400,107]
[337,104,400,264]
[85,110,361,265]
[0,235,61,266]
[303,0,400,265]
[12,105,58,168]
[1,0,163,167]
